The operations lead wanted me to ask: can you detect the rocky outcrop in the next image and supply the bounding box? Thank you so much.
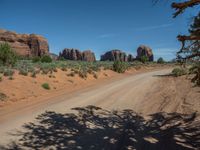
[59,48,96,62]
[127,54,134,62]
[100,50,128,62]
[0,29,49,57]
[82,50,96,62]
[136,45,154,61]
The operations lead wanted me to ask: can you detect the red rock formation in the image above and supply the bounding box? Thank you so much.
[59,49,96,62]
[0,29,49,57]
[136,45,154,61]
[100,50,128,62]
[82,50,96,62]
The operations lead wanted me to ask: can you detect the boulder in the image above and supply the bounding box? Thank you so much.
[59,48,96,62]
[100,50,128,62]
[0,29,49,57]
[136,45,154,61]
[82,50,96,62]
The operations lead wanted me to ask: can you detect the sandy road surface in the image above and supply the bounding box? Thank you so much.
[0,68,186,145]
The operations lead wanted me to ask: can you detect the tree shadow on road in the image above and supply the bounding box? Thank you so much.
[1,105,200,150]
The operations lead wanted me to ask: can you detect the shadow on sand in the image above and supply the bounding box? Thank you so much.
[1,105,200,150]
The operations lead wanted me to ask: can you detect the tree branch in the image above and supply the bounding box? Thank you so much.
[171,0,200,17]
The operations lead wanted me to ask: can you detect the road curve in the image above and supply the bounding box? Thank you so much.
[0,68,172,145]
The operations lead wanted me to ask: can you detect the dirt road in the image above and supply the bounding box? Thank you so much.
[0,68,199,147]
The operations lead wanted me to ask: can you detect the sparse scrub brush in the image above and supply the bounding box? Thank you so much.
[0,43,17,66]
[172,67,187,77]
[41,83,50,90]
[113,61,128,73]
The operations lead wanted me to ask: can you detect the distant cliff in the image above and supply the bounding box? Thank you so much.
[101,50,134,62]
[0,29,49,57]
[59,48,96,62]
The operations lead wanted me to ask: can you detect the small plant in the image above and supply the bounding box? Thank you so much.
[0,43,17,66]
[8,76,13,80]
[41,83,50,90]
[157,57,165,64]
[189,62,200,86]
[93,73,98,79]
[41,55,52,63]
[32,56,41,63]
[172,67,187,77]
[0,92,7,101]
[19,69,28,76]
[67,72,75,77]
[78,70,87,79]
[31,71,37,78]
[3,69,14,76]
[113,61,128,73]
[140,55,149,63]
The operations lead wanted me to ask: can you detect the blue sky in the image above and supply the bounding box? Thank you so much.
[0,0,199,60]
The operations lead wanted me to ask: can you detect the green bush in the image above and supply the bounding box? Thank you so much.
[0,43,17,66]
[3,69,14,76]
[0,92,7,101]
[140,55,149,63]
[19,68,28,76]
[32,57,41,63]
[41,83,50,90]
[113,61,128,73]
[157,57,165,64]
[189,62,200,86]
[41,55,52,63]
[172,67,187,77]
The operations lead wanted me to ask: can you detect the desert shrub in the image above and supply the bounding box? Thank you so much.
[140,55,149,63]
[8,76,13,80]
[19,68,28,76]
[0,43,17,66]
[31,71,36,78]
[41,83,50,90]
[3,68,14,76]
[189,62,200,86]
[93,73,98,79]
[41,55,52,63]
[172,67,187,77]
[78,70,87,79]
[67,72,75,77]
[0,92,7,101]
[157,57,165,64]
[113,61,128,73]
[32,57,41,63]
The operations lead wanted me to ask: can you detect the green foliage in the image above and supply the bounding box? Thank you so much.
[3,68,14,76]
[157,57,165,64]
[32,57,41,63]
[41,83,50,90]
[41,55,52,63]
[0,43,17,66]
[140,55,149,63]
[189,62,200,86]
[0,92,7,101]
[19,68,28,76]
[172,67,187,77]
[113,61,128,73]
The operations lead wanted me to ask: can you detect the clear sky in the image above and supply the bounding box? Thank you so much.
[0,0,199,60]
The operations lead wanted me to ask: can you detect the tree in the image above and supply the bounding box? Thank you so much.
[171,0,200,85]
[157,57,165,64]
[0,42,17,66]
